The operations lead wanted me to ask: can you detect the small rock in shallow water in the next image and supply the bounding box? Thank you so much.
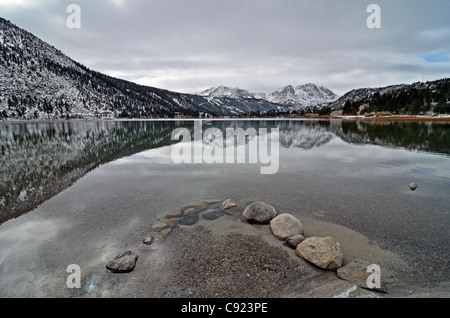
[296,237,344,271]
[222,199,237,210]
[409,183,418,191]
[270,213,304,240]
[202,209,224,220]
[337,259,388,293]
[143,237,154,245]
[286,234,305,249]
[105,251,138,273]
[242,201,277,224]
[159,227,172,237]
[179,214,199,226]
[165,218,180,227]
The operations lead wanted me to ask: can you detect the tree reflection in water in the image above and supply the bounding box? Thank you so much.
[1,119,448,224]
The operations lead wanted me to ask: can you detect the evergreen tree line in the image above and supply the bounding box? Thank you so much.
[242,105,332,118]
[0,94,71,119]
[342,79,450,115]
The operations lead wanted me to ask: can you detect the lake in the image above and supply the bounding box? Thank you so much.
[0,119,449,297]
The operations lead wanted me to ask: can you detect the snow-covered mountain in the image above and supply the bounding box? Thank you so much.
[327,79,449,113]
[264,83,339,107]
[198,83,340,109]
[199,86,255,100]
[327,85,406,110]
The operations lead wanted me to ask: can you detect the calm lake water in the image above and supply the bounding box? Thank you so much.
[0,119,449,296]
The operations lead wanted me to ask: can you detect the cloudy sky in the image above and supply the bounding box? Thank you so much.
[1,0,449,96]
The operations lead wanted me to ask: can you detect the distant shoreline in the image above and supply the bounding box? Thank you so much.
[329,115,450,122]
[1,115,450,122]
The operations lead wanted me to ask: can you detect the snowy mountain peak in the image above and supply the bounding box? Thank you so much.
[198,83,339,108]
[265,83,339,108]
[199,86,255,99]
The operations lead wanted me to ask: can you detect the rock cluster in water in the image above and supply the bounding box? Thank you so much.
[104,199,387,294]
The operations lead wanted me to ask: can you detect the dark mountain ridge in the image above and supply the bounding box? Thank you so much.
[0,17,290,119]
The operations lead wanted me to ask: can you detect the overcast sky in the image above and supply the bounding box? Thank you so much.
[1,0,449,96]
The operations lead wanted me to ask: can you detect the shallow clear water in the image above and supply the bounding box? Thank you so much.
[0,119,449,296]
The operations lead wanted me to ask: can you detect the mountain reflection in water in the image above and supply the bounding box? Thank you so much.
[1,119,449,223]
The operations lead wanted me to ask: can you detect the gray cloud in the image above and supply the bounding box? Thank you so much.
[1,0,449,96]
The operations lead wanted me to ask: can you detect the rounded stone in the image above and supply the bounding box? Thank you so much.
[142,236,154,245]
[270,213,304,240]
[296,237,344,271]
[286,234,306,249]
[409,183,418,191]
[336,259,388,293]
[105,251,138,273]
[242,201,277,224]
[202,209,224,220]
[222,199,237,210]
[179,213,199,226]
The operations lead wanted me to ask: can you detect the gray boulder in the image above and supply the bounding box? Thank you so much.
[105,251,138,273]
[242,201,277,224]
[270,213,304,240]
[296,237,344,271]
[337,259,388,293]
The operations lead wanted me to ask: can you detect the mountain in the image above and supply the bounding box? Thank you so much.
[263,83,339,107]
[199,86,255,100]
[0,17,289,119]
[328,79,450,115]
[327,84,407,110]
[198,83,339,109]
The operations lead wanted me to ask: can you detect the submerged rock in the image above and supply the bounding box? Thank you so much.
[337,259,388,293]
[105,251,138,273]
[165,218,180,227]
[151,222,169,232]
[296,237,344,271]
[165,209,183,219]
[242,201,277,224]
[142,237,154,245]
[202,209,224,220]
[222,199,237,210]
[270,213,304,240]
[159,227,172,237]
[179,214,199,226]
[181,203,207,215]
